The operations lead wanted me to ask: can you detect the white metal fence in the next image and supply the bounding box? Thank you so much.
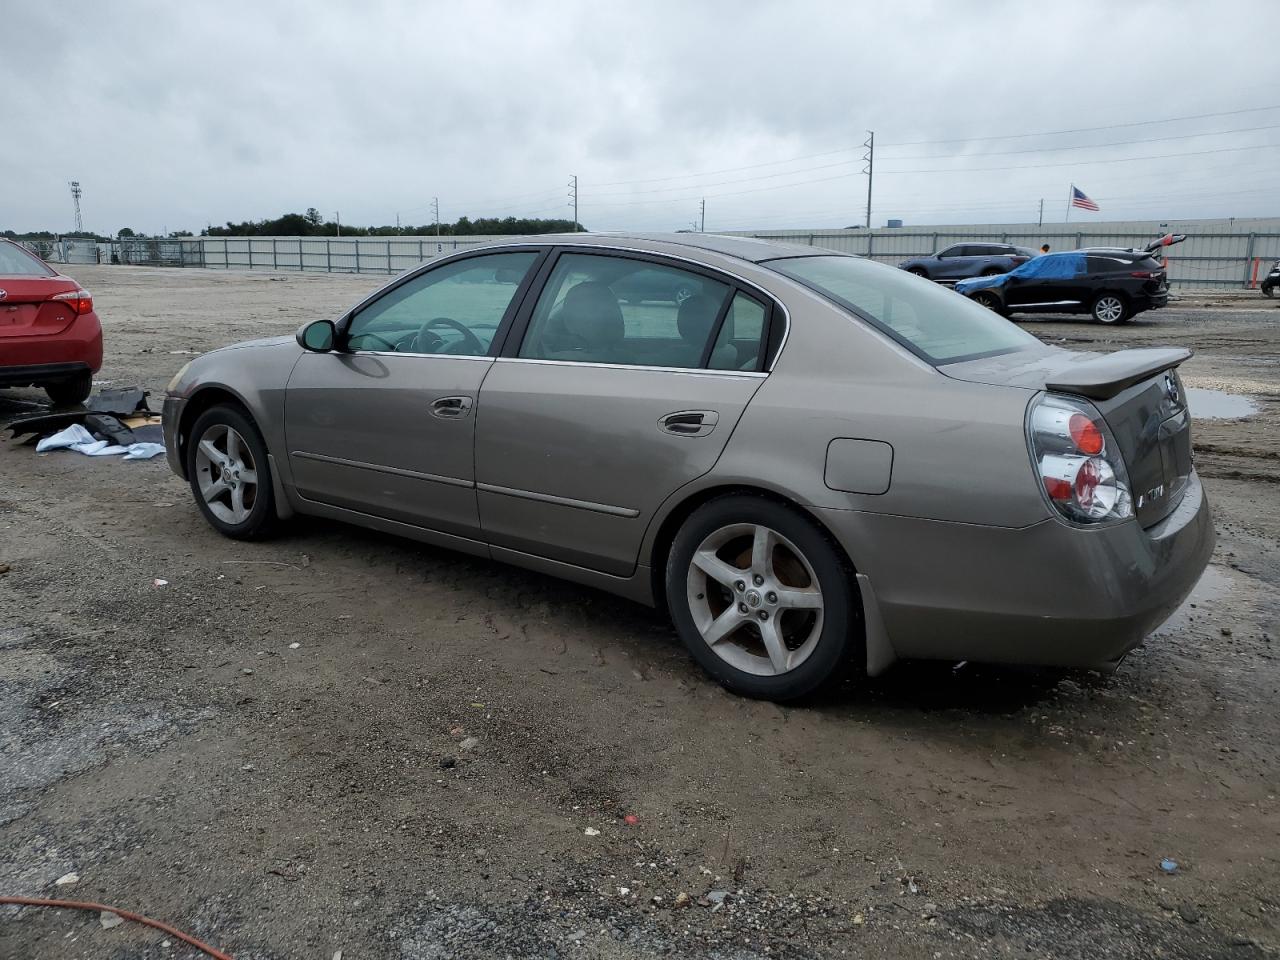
[25,228,1280,290]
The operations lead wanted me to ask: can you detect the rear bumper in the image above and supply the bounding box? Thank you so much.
[0,360,93,388]
[819,470,1214,670]
[162,394,188,479]
[0,311,102,375]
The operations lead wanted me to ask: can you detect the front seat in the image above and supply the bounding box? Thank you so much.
[677,294,737,369]
[543,281,631,363]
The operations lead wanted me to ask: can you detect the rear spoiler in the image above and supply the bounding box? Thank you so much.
[1045,347,1192,400]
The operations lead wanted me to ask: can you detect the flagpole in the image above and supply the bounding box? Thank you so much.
[1065,183,1072,224]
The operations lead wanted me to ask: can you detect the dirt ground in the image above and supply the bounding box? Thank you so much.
[2,265,1279,960]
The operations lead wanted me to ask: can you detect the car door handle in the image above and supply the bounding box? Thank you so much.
[658,410,719,437]
[431,396,474,419]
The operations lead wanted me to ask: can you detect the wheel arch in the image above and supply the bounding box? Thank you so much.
[174,385,256,478]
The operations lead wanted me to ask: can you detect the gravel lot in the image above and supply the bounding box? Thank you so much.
[2,265,1279,959]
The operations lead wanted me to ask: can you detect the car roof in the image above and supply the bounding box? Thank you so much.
[484,231,846,264]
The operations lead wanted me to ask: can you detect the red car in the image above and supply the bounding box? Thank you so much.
[0,239,102,404]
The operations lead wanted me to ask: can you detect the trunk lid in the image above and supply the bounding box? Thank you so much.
[0,276,81,338]
[943,345,1194,527]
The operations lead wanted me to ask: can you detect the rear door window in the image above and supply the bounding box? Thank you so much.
[518,253,732,369]
[708,293,768,371]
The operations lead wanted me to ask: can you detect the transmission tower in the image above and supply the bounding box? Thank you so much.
[568,176,578,231]
[861,132,874,230]
[69,181,83,232]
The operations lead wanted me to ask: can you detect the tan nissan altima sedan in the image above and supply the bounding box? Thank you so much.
[163,233,1213,701]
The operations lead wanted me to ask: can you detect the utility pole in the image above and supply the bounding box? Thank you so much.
[1038,198,1044,228]
[432,197,440,237]
[862,131,874,230]
[335,211,341,237]
[699,197,706,232]
[396,212,401,235]
[69,181,83,233]
[568,176,579,231]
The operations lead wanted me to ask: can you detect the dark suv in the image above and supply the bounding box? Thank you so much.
[954,249,1169,324]
[1262,259,1279,297]
[898,243,1035,283]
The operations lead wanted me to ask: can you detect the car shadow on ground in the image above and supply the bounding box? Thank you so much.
[280,514,1092,721]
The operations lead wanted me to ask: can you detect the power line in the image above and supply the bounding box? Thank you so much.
[881,122,1280,160]
[880,102,1280,146]
[882,141,1280,175]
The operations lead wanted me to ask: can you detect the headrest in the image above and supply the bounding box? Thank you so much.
[677,294,720,343]
[558,282,624,345]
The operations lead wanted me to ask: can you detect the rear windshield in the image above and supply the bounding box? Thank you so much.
[768,255,1040,365]
[0,242,56,277]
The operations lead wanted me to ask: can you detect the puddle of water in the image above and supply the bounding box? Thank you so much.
[1151,564,1232,636]
[1185,388,1259,420]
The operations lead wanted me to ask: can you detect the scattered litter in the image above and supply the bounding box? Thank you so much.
[241,764,255,772]
[673,892,691,909]
[618,886,631,896]
[853,912,865,925]
[470,702,484,708]
[922,902,939,919]
[706,890,728,904]
[54,873,79,886]
[623,814,640,826]
[333,952,343,960]
[31,423,164,460]
[100,910,124,930]
[288,642,300,650]
[153,579,168,587]
[583,827,600,836]
[1160,858,1179,874]
[241,668,254,675]
[86,387,150,415]
[459,736,480,751]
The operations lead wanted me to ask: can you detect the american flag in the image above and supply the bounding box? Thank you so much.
[1070,185,1100,212]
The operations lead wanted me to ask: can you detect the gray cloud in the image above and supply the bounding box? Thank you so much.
[3,0,1278,235]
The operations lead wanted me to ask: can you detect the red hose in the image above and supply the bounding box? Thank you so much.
[0,896,233,960]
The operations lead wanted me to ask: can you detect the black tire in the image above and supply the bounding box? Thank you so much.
[185,403,279,540]
[665,495,860,701]
[1262,284,1276,299]
[979,267,1004,277]
[907,267,929,278]
[972,291,1008,316]
[43,371,92,406]
[1091,292,1130,324]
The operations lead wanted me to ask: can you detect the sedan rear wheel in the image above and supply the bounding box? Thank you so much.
[972,291,1006,315]
[667,495,858,700]
[1092,293,1129,324]
[187,404,278,540]
[44,371,92,406]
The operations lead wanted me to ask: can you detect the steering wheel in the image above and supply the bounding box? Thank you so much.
[412,316,485,355]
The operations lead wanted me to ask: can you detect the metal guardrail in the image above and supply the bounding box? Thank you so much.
[25,231,1280,290]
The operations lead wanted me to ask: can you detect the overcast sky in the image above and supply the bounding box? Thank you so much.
[4,0,1279,235]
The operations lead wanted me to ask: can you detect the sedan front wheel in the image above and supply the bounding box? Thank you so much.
[666,495,859,701]
[186,404,279,540]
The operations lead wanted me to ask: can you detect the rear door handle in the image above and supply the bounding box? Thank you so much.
[658,410,719,437]
[431,396,474,419]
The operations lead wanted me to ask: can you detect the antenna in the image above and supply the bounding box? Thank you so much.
[69,181,83,233]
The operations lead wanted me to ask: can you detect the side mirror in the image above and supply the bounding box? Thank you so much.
[298,319,336,352]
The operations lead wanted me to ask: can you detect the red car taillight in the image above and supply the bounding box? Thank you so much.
[51,288,93,314]
[1029,394,1133,524]
[1130,271,1155,279]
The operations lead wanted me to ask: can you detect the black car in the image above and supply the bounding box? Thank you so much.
[898,242,1035,284]
[1262,259,1279,298]
[954,248,1169,324]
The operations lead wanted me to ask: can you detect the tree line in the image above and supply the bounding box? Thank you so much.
[4,210,584,241]
[203,209,584,237]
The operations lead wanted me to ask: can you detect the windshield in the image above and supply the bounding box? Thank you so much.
[768,255,1039,364]
[0,241,56,277]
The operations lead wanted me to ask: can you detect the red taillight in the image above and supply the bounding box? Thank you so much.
[1044,476,1072,501]
[1067,413,1104,455]
[1011,256,1029,264]
[1130,270,1154,279]
[51,288,93,315]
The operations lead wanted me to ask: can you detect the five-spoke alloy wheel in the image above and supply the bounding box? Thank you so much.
[186,404,277,539]
[667,495,859,701]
